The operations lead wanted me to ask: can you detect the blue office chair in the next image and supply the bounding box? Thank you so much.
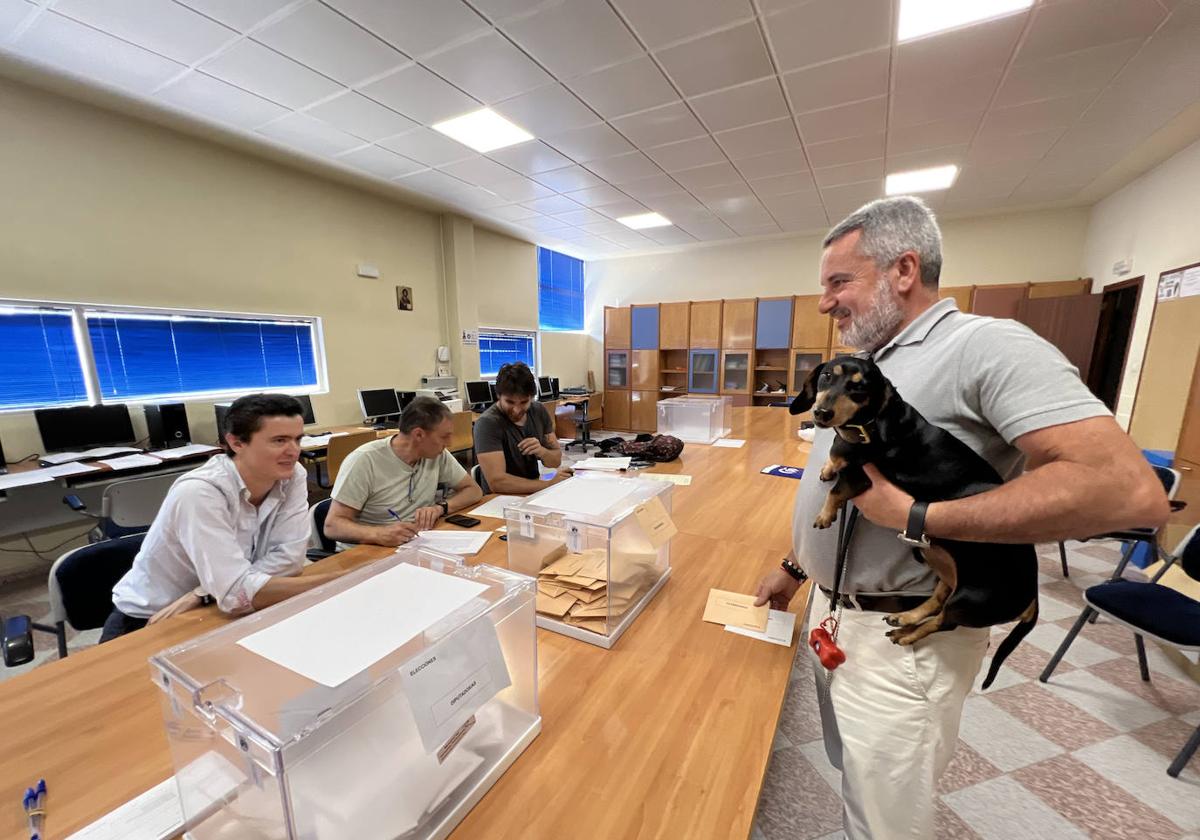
[307,498,336,561]
[45,533,147,658]
[1040,523,1200,777]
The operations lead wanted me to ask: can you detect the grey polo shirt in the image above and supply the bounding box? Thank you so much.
[792,297,1110,595]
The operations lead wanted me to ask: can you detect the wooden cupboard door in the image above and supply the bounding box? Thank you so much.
[755,297,793,349]
[660,301,690,349]
[1175,357,1200,465]
[630,391,658,432]
[789,349,827,395]
[605,306,631,348]
[630,349,659,390]
[972,284,1028,319]
[722,298,756,349]
[721,350,752,394]
[939,285,974,313]
[1018,294,1102,376]
[1028,278,1091,299]
[1164,458,1199,555]
[604,389,631,430]
[690,300,722,348]
[791,295,830,348]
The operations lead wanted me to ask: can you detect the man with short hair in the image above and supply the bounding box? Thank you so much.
[324,396,482,549]
[103,393,346,642]
[473,362,569,494]
[754,196,1168,839]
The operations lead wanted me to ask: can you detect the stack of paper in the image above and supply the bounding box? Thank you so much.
[98,454,164,470]
[41,446,141,465]
[152,443,219,461]
[409,530,492,555]
[570,456,631,472]
[467,495,522,519]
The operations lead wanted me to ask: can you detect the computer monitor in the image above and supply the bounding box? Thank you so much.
[35,404,136,452]
[294,394,316,425]
[395,390,416,412]
[465,381,493,406]
[358,388,401,422]
[549,377,559,398]
[537,376,553,398]
[214,403,231,445]
[489,382,497,401]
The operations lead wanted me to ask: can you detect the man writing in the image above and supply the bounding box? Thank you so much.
[473,362,570,494]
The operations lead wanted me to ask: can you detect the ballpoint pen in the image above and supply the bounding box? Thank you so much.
[387,508,402,521]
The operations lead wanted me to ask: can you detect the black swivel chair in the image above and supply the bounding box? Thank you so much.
[563,395,600,452]
[44,533,147,658]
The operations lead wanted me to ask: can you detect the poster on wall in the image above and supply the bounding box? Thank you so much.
[1181,266,1200,299]
[1158,272,1181,301]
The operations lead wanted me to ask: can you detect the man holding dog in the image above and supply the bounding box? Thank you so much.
[754,196,1169,839]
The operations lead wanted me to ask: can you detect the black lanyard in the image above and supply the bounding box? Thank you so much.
[829,505,860,612]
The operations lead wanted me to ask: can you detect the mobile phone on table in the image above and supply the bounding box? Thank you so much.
[444,514,482,528]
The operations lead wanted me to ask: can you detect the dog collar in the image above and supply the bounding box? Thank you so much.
[835,423,874,444]
[898,500,932,548]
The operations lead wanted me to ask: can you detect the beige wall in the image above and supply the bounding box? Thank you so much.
[1082,137,1200,435]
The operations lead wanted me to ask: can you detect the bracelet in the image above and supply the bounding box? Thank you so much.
[781,557,808,583]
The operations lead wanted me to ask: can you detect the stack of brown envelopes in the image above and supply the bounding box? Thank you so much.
[534,546,663,635]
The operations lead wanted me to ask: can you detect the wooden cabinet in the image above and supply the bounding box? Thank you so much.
[631,305,659,350]
[660,301,690,349]
[630,391,658,432]
[606,350,629,390]
[604,389,631,430]
[791,294,830,348]
[605,306,631,349]
[789,349,827,395]
[755,297,793,349]
[690,300,722,348]
[971,283,1028,320]
[722,298,756,349]
[1028,278,1091,299]
[939,285,974,313]
[1175,354,1200,465]
[630,349,659,390]
[1018,294,1102,376]
[721,350,752,395]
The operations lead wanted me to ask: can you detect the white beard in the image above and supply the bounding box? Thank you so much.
[839,280,904,352]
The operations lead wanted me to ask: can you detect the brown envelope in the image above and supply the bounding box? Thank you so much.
[633,495,678,549]
[537,591,578,617]
[537,581,569,597]
[556,574,600,587]
[541,552,585,577]
[702,589,768,632]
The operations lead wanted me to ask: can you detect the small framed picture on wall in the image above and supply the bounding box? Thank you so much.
[396,285,413,311]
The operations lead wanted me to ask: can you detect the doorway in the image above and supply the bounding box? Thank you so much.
[1086,277,1142,410]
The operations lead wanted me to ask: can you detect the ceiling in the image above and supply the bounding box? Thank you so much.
[1,0,1198,259]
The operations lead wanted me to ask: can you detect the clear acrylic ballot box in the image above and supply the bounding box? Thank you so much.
[504,473,674,649]
[150,547,540,840]
[656,395,733,444]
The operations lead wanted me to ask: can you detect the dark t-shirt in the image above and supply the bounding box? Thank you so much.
[473,401,554,491]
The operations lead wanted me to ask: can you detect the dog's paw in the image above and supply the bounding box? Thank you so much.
[883,614,902,627]
[818,465,837,482]
[813,511,836,529]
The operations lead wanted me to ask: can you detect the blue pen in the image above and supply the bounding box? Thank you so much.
[23,787,40,839]
[387,508,401,521]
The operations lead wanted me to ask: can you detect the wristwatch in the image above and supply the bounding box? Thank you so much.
[898,501,932,548]
[438,501,449,517]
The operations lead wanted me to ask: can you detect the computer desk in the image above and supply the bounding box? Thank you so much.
[0,407,813,840]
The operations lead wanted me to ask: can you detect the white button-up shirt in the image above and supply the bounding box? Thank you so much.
[112,454,310,618]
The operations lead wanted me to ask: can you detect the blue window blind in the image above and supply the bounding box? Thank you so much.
[479,330,535,378]
[0,305,88,410]
[538,247,584,331]
[87,312,319,400]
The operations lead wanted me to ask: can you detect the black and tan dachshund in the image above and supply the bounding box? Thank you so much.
[790,355,1038,689]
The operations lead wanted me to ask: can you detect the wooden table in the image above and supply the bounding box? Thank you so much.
[0,407,813,840]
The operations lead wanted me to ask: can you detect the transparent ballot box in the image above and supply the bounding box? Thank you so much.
[656,394,733,444]
[504,473,674,649]
[150,548,540,840]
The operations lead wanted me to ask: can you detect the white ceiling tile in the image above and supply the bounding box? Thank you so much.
[612,101,707,147]
[0,0,31,37]
[257,111,366,156]
[995,39,1142,108]
[488,204,544,221]
[253,2,405,86]
[887,112,983,156]
[593,198,651,219]
[612,0,754,49]
[487,140,572,175]
[735,148,810,180]
[175,0,295,33]
[748,171,817,197]
[554,208,607,226]
[760,191,826,222]
[377,127,473,166]
[820,180,883,219]
[493,84,599,136]
[620,174,688,199]
[806,132,885,169]
[1018,0,1166,64]
[689,77,789,133]
[782,48,890,114]
[813,159,884,188]
[778,214,829,233]
[576,219,632,236]
[11,12,185,95]
[566,55,678,119]
[655,21,774,97]
[440,155,519,185]
[648,193,708,217]
[202,39,342,109]
[795,96,887,143]
[522,194,586,215]
[53,0,236,65]
[716,203,775,228]
[336,144,426,178]
[886,144,968,172]
[891,73,1000,128]
[672,161,744,190]
[894,14,1024,93]
[978,94,1093,139]
[677,216,737,240]
[523,213,575,231]
[602,228,655,247]
[423,31,552,103]
[950,167,1028,200]
[503,0,642,78]
[766,0,891,72]
[156,71,289,128]
[585,151,664,183]
[397,168,473,198]
[563,184,631,207]
[307,90,418,141]
[456,184,510,207]
[359,63,480,124]
[690,183,754,208]
[487,176,556,202]
[327,0,490,59]
[715,117,800,160]
[531,165,606,192]
[643,227,698,246]
[644,135,727,172]
[544,122,634,162]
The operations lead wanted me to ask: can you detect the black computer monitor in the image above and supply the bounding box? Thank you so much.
[294,394,316,425]
[358,388,401,421]
[489,382,497,401]
[396,390,416,412]
[537,376,553,398]
[35,404,136,452]
[465,381,493,406]
[549,377,559,398]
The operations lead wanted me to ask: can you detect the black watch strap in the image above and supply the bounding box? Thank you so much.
[438,501,449,516]
[899,501,931,547]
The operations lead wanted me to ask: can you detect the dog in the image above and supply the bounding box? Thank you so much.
[789,355,1038,689]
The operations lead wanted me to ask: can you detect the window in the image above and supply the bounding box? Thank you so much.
[479,329,536,378]
[537,247,584,331]
[0,299,325,411]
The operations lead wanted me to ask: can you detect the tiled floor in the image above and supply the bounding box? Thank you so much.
[752,541,1200,840]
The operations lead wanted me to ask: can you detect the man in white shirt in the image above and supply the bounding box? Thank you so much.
[102,394,344,641]
[324,396,483,549]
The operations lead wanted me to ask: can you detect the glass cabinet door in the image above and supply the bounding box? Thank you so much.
[790,351,825,394]
[607,350,629,388]
[722,351,751,394]
[688,349,718,393]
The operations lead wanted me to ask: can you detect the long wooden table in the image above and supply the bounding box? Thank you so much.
[0,407,812,840]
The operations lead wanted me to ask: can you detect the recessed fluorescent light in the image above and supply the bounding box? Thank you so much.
[617,212,672,230]
[897,0,1032,42]
[431,108,533,153]
[885,164,959,195]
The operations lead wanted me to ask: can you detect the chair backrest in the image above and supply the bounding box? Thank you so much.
[101,471,185,528]
[309,498,335,552]
[473,462,491,495]
[449,411,474,454]
[1153,465,1181,499]
[49,533,146,631]
[326,430,376,485]
[1174,523,1200,582]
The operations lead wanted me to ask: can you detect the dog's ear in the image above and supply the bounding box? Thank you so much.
[789,362,825,415]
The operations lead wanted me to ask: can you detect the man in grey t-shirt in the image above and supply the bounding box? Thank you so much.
[754,197,1168,840]
[474,361,570,495]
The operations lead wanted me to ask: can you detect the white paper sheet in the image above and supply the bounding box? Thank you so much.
[527,475,637,517]
[238,563,489,687]
[410,530,493,555]
[725,609,796,647]
[151,443,219,461]
[44,462,102,477]
[640,473,692,486]
[467,495,523,519]
[40,446,141,465]
[300,434,332,448]
[571,456,631,471]
[98,454,164,470]
[0,471,57,491]
[713,438,746,448]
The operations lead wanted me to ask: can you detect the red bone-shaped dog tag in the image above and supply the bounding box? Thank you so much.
[808,616,846,670]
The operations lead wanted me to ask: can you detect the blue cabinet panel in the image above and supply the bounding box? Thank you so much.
[631,306,659,349]
[755,298,793,349]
